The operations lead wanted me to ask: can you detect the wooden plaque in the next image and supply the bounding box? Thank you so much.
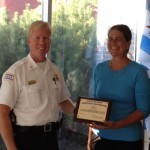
[74,96,111,125]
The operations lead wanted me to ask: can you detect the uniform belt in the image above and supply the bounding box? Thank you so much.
[15,122,58,132]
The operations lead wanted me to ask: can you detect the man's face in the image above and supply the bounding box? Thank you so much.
[28,27,51,62]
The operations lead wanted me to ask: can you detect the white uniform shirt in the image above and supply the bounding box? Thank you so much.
[0,54,71,126]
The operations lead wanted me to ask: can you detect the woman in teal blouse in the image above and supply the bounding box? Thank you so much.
[90,24,150,150]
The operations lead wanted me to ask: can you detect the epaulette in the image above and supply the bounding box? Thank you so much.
[9,57,27,71]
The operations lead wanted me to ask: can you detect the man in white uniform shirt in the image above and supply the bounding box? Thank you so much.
[0,20,75,150]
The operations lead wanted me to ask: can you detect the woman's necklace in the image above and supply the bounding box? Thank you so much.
[109,59,131,71]
[109,60,113,70]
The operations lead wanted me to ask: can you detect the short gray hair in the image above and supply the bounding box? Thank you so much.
[27,20,51,39]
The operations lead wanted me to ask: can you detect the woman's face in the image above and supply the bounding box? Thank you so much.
[107,29,131,58]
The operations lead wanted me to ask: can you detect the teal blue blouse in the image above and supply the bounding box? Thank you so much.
[91,60,150,141]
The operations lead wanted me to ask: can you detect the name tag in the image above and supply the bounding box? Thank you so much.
[28,80,36,85]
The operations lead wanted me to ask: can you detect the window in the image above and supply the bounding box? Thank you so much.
[96,0,146,61]
[51,0,98,137]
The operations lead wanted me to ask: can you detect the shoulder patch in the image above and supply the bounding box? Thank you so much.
[5,74,15,81]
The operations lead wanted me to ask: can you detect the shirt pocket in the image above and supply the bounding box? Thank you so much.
[48,79,61,102]
[25,83,43,107]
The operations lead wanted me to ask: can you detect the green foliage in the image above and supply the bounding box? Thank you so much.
[0,4,41,79]
[51,0,97,101]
